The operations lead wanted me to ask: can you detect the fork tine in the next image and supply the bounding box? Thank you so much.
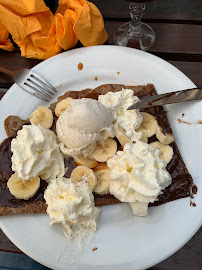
[24,82,50,102]
[27,79,52,99]
[31,74,55,95]
[33,92,50,102]
[19,84,49,102]
[13,69,54,102]
[31,72,57,93]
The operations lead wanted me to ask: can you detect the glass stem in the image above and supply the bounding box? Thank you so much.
[128,3,145,38]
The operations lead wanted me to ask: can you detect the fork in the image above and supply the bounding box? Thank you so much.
[0,66,57,102]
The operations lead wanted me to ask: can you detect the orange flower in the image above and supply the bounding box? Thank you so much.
[0,20,14,51]
[0,0,108,59]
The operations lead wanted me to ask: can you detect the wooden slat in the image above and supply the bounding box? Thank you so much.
[105,21,202,56]
[0,50,41,69]
[168,61,202,87]
[0,50,41,88]
[0,23,202,89]
[0,91,5,99]
[149,23,202,54]
[92,0,202,21]
[17,0,202,22]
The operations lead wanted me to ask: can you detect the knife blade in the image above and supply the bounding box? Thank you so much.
[127,88,202,110]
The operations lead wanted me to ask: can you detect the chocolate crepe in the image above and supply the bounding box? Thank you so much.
[0,84,193,215]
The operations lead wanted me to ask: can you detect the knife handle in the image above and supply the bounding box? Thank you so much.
[151,88,202,106]
[128,88,202,110]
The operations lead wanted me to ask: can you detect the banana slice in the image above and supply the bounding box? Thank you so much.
[70,165,97,190]
[156,126,174,145]
[55,97,73,117]
[136,112,157,138]
[93,162,108,171]
[7,173,40,200]
[74,156,98,169]
[113,122,130,147]
[29,106,53,129]
[150,141,174,164]
[93,164,111,195]
[129,201,148,216]
[140,135,148,143]
[91,138,117,162]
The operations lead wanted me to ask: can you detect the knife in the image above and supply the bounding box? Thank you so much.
[127,88,202,110]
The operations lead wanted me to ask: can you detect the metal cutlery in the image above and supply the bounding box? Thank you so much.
[0,67,57,102]
[127,88,202,110]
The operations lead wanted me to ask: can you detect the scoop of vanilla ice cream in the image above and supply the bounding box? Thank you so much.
[44,177,101,241]
[107,141,172,215]
[98,88,143,142]
[56,98,114,157]
[11,125,64,181]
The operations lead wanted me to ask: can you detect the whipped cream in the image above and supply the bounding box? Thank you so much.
[98,88,143,142]
[130,201,149,217]
[56,98,114,157]
[107,141,172,215]
[11,125,64,181]
[44,177,101,241]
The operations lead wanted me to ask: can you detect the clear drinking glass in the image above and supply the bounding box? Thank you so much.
[114,0,155,51]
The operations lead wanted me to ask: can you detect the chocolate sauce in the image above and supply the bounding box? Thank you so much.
[190,201,196,207]
[0,84,195,214]
[4,116,29,137]
[78,63,83,70]
[192,184,198,194]
[50,112,58,134]
[177,119,192,125]
[0,137,13,176]
[177,119,202,125]
[64,158,77,178]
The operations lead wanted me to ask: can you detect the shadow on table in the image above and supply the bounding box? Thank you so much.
[0,251,51,270]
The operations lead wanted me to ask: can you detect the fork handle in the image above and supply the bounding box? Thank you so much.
[0,66,19,78]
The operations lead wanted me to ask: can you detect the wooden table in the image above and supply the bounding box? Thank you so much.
[0,0,202,269]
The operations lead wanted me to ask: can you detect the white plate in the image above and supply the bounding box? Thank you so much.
[0,46,201,270]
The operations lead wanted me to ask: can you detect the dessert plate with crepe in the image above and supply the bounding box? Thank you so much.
[0,46,201,270]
